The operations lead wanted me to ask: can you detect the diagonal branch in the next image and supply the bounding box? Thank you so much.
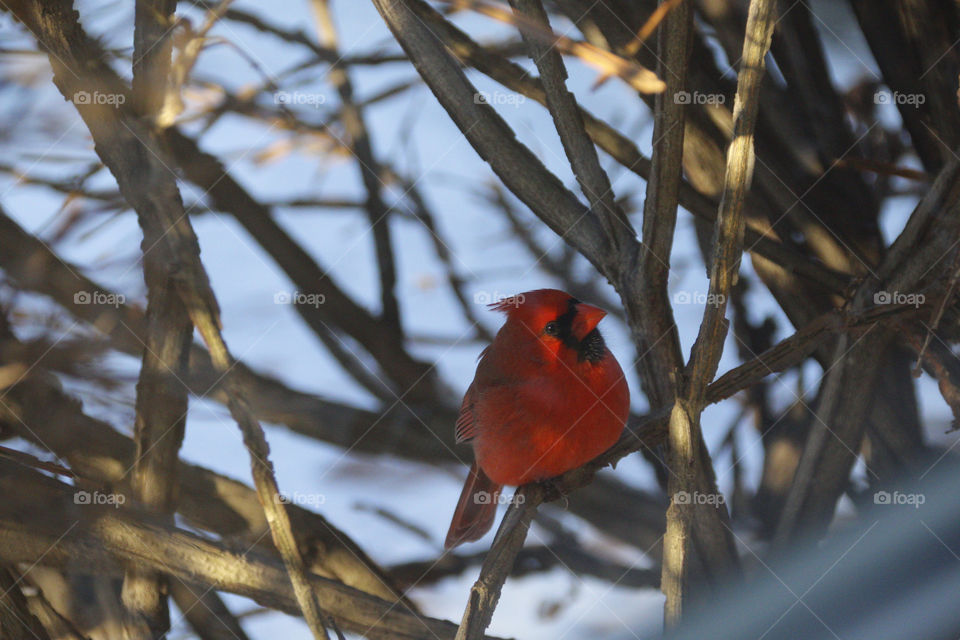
[312,0,402,335]
[371,0,615,276]
[438,0,665,93]
[454,488,542,640]
[0,368,409,606]
[508,0,631,247]
[0,459,502,640]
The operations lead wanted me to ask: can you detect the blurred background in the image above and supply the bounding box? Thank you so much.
[1,0,959,638]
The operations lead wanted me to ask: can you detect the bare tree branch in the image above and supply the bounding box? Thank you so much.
[0,368,409,606]
[121,1,192,635]
[663,0,776,623]
[0,565,51,640]
[774,157,960,545]
[454,487,541,640]
[509,0,630,239]
[312,0,402,335]
[4,3,335,635]
[0,459,502,640]
[633,0,689,408]
[169,581,253,640]
[390,543,658,590]
[439,0,666,93]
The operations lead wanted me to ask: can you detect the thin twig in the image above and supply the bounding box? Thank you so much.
[438,0,665,93]
[311,0,402,335]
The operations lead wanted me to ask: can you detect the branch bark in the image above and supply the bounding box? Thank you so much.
[0,368,409,606]
[312,0,402,336]
[0,459,501,640]
[3,3,334,635]
[663,0,776,624]
[633,0,691,407]
[509,0,631,244]
[121,1,191,636]
[774,156,960,545]
[0,565,51,640]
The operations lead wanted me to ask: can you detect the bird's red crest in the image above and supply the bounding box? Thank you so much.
[487,289,572,315]
[487,294,527,313]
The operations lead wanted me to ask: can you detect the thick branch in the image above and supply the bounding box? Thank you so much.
[0,369,408,605]
[0,460,499,640]
[509,0,631,246]
[663,0,776,624]
[121,1,191,636]
[634,0,691,407]
[5,4,334,635]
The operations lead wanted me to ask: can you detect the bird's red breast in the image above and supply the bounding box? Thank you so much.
[447,289,630,547]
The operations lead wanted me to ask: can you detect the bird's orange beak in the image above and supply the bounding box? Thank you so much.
[573,302,607,338]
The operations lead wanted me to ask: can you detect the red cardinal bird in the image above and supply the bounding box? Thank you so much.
[444,289,630,549]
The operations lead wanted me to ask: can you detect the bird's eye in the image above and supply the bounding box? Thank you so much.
[544,321,559,335]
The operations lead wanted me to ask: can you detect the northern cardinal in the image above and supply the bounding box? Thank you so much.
[444,289,630,549]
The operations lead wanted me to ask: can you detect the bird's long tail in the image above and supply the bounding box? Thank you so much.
[444,462,502,549]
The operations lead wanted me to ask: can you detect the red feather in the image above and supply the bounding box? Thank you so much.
[444,289,629,549]
[454,383,478,443]
[444,462,501,548]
